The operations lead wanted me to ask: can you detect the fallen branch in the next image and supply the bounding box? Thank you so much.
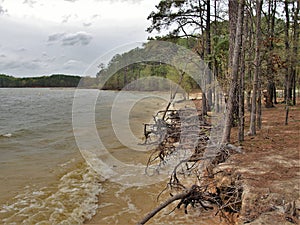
[136,191,189,225]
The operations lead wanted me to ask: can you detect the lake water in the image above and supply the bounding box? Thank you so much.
[0,88,221,225]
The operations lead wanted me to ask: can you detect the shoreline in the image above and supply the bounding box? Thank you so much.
[86,100,299,224]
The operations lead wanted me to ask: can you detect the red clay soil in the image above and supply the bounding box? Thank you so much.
[218,102,300,224]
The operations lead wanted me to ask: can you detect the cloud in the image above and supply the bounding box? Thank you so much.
[61,14,78,23]
[18,47,27,52]
[82,14,101,27]
[0,52,58,76]
[0,58,42,71]
[83,22,92,27]
[0,5,7,15]
[91,14,101,19]
[62,32,92,45]
[48,31,93,46]
[63,59,84,69]
[48,33,65,42]
[23,0,37,7]
[62,15,72,23]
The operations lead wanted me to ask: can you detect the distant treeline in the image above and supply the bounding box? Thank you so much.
[96,39,200,92]
[0,74,82,88]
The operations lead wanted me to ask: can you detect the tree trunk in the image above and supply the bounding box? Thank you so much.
[228,0,239,127]
[249,0,263,136]
[239,10,247,143]
[206,0,212,110]
[273,84,277,104]
[292,73,296,106]
[222,0,245,144]
[247,90,251,112]
[292,0,299,106]
[265,0,277,108]
[257,76,262,129]
[238,40,245,142]
[284,0,291,104]
[202,93,208,117]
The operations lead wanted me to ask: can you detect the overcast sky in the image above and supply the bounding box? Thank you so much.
[0,0,160,77]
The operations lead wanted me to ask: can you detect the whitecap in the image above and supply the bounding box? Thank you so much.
[2,133,12,138]
[0,164,104,225]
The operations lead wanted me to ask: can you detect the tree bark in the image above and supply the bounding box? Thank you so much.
[206,0,212,110]
[266,0,277,108]
[249,0,263,136]
[228,0,239,127]
[284,0,291,104]
[292,0,299,106]
[239,11,247,142]
[222,0,245,144]
[257,74,262,129]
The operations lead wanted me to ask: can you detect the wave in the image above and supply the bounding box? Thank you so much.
[0,163,104,225]
[0,133,12,138]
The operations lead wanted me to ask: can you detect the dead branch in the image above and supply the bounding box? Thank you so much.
[136,190,190,225]
[162,70,185,121]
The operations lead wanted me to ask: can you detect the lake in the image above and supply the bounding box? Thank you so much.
[0,88,219,225]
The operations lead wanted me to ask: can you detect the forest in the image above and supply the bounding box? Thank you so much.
[0,74,81,88]
[97,0,299,144]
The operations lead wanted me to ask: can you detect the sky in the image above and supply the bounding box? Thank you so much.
[0,0,160,77]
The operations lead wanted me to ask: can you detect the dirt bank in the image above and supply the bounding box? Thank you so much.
[216,102,300,224]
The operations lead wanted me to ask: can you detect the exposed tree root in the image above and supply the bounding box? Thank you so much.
[138,108,243,224]
[136,190,190,225]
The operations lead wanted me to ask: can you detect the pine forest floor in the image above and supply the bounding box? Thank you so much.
[222,100,300,224]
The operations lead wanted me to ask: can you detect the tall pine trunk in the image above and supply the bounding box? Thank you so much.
[292,0,299,106]
[249,0,263,136]
[206,0,212,110]
[222,0,245,143]
[284,0,291,104]
[265,0,277,108]
[238,9,247,142]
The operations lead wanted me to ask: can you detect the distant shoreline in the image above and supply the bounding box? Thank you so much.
[0,74,82,88]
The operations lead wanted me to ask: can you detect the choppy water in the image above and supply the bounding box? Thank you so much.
[0,88,169,224]
[0,88,102,224]
[0,88,222,225]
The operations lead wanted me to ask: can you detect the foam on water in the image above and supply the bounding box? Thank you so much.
[0,163,103,225]
[1,133,12,138]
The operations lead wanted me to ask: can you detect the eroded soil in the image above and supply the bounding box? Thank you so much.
[217,102,300,224]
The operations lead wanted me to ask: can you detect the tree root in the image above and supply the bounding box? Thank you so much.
[136,190,190,225]
[140,107,243,224]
